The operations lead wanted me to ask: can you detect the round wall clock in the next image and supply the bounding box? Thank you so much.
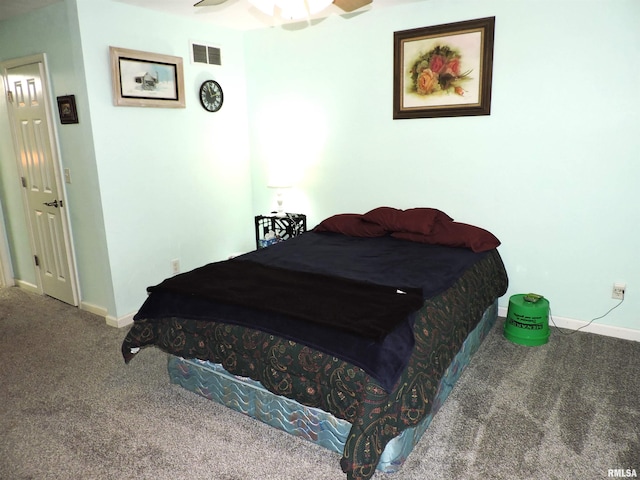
[199,80,223,112]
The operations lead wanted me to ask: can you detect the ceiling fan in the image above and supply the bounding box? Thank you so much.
[194,0,228,5]
[193,0,373,14]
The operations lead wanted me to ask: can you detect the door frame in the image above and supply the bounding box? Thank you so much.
[1,53,79,304]
[0,201,14,288]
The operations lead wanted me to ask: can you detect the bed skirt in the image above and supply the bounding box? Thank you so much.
[167,300,498,473]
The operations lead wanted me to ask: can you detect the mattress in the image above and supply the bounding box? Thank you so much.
[168,300,498,472]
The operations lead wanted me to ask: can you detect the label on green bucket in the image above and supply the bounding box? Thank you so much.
[507,316,545,330]
[504,294,550,346]
[508,310,546,328]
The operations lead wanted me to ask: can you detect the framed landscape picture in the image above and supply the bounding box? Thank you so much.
[393,17,495,119]
[109,46,185,108]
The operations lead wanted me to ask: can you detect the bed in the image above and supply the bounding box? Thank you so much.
[122,207,508,480]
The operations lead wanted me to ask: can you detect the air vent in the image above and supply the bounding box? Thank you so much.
[191,42,222,66]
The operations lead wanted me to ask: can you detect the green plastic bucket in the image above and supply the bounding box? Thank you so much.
[504,294,550,346]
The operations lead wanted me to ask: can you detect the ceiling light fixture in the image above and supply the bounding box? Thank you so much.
[194,0,373,20]
[194,0,228,6]
[248,0,334,20]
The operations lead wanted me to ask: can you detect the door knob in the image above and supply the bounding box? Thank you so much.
[43,200,59,208]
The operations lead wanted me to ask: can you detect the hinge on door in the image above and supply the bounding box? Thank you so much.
[34,255,40,267]
[21,176,27,188]
[7,90,14,103]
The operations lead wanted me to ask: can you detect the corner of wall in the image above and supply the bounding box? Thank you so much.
[105,311,135,329]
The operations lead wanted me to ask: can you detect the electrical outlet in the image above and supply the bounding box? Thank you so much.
[171,259,180,275]
[612,282,626,300]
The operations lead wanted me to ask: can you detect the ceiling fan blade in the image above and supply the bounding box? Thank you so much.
[194,0,229,7]
[333,0,372,12]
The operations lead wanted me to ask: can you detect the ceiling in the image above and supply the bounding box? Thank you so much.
[0,0,423,30]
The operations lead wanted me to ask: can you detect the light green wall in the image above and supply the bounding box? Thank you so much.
[75,0,254,318]
[245,0,640,331]
[1,0,254,319]
[0,1,114,313]
[2,0,638,333]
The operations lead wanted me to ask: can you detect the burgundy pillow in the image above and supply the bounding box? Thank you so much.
[363,206,453,235]
[401,208,454,234]
[314,214,387,237]
[391,222,500,252]
[361,207,403,231]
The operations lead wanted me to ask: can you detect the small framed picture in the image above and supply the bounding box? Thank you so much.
[57,95,79,124]
[393,17,495,119]
[109,46,185,108]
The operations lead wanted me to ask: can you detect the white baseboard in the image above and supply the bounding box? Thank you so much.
[80,300,135,328]
[106,312,135,329]
[80,301,107,318]
[15,279,39,294]
[82,301,134,329]
[79,299,135,328]
[498,306,640,342]
[11,281,135,328]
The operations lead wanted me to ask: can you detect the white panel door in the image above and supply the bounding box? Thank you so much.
[4,59,78,305]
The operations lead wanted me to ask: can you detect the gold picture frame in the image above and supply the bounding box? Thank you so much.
[393,17,495,119]
[109,46,185,108]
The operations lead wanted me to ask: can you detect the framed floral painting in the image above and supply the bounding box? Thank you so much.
[393,17,495,119]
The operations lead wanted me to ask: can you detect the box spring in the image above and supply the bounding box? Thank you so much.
[167,300,497,472]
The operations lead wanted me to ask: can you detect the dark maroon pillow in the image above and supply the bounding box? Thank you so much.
[361,207,403,231]
[314,214,387,237]
[363,206,453,235]
[401,208,454,234]
[391,222,500,252]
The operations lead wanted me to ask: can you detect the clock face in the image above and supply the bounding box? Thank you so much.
[199,80,223,112]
